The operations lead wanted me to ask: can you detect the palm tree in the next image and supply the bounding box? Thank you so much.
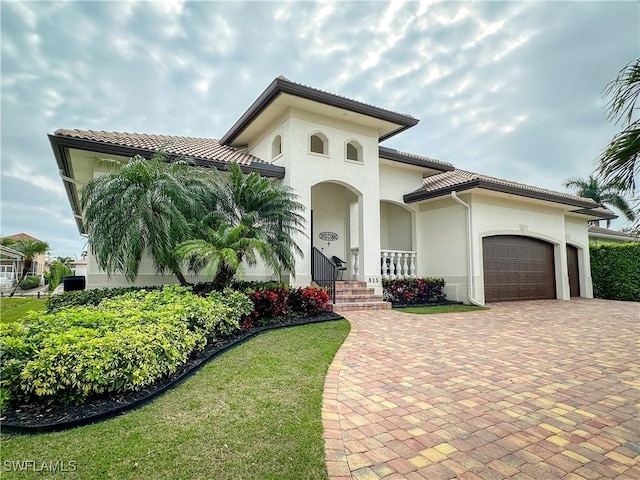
[597,59,639,215]
[176,163,305,290]
[1,238,50,297]
[80,152,213,285]
[564,175,636,227]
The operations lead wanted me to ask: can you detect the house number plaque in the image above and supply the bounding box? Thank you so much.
[318,232,339,242]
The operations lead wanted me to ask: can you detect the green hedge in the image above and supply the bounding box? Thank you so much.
[590,243,640,301]
[0,286,251,407]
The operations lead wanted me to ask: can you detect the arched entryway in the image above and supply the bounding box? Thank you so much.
[379,201,416,279]
[311,182,360,279]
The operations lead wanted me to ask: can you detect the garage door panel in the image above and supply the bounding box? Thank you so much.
[483,235,555,302]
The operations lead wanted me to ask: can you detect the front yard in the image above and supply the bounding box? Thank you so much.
[1,320,350,479]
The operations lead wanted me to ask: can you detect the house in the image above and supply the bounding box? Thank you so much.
[588,225,639,245]
[0,244,23,288]
[0,233,49,287]
[49,76,615,305]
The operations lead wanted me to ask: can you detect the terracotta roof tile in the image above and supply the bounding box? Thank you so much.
[418,169,599,204]
[408,169,616,218]
[588,225,639,240]
[277,76,417,120]
[53,129,269,166]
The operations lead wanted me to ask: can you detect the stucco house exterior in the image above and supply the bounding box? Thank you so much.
[49,76,615,305]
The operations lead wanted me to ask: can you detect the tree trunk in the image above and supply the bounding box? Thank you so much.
[173,268,191,286]
[212,265,237,291]
[9,261,31,297]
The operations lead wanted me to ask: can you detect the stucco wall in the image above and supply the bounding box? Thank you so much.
[417,197,469,302]
[565,215,593,297]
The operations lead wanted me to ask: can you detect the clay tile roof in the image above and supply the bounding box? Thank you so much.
[404,169,617,218]
[5,233,44,243]
[279,76,417,120]
[378,146,454,171]
[588,225,639,240]
[53,129,271,167]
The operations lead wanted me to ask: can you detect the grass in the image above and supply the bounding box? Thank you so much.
[395,304,487,314]
[1,320,350,480]
[0,297,46,324]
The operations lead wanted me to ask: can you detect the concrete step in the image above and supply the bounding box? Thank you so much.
[333,301,392,314]
[334,294,384,304]
[335,281,367,290]
[335,288,376,296]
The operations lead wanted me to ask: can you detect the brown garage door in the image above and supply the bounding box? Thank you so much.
[483,235,556,302]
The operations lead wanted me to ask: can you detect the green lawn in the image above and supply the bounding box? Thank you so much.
[0,297,46,324]
[395,304,487,314]
[1,320,350,480]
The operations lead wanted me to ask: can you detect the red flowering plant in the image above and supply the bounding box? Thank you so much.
[240,286,291,329]
[382,278,446,305]
[288,287,331,316]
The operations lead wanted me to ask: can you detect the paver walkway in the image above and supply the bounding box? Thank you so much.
[323,299,639,479]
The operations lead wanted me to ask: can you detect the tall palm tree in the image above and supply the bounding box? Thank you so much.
[564,175,636,227]
[176,163,305,290]
[1,238,50,297]
[80,152,213,285]
[598,59,639,220]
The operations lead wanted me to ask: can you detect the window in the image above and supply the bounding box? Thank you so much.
[346,141,362,162]
[271,135,282,159]
[0,265,15,279]
[310,133,327,154]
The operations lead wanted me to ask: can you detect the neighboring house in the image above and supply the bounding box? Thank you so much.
[588,225,640,245]
[70,258,88,277]
[0,244,23,288]
[49,76,615,304]
[4,233,50,276]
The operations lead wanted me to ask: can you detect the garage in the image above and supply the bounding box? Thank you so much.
[483,235,556,302]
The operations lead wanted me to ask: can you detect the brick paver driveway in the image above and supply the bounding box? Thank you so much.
[323,299,639,480]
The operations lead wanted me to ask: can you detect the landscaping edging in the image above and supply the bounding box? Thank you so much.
[1,312,344,435]
[390,301,462,309]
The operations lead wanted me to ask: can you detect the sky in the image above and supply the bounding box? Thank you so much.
[1,0,638,257]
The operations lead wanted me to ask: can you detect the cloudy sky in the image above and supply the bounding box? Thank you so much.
[1,0,638,257]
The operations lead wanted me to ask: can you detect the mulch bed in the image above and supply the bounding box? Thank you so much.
[1,311,343,434]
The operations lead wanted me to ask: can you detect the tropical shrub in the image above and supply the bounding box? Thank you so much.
[590,243,640,301]
[239,285,332,329]
[0,286,250,407]
[18,275,40,290]
[242,286,291,328]
[288,287,331,316]
[46,286,161,313]
[382,277,446,305]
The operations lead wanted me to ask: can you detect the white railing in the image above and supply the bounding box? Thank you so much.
[350,248,360,280]
[380,250,416,279]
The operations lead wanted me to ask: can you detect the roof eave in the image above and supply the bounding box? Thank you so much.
[379,147,454,172]
[220,76,419,145]
[404,179,607,211]
[48,134,285,179]
[49,135,85,234]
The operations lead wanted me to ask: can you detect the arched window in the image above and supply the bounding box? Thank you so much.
[310,133,327,155]
[346,141,362,162]
[272,135,282,158]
